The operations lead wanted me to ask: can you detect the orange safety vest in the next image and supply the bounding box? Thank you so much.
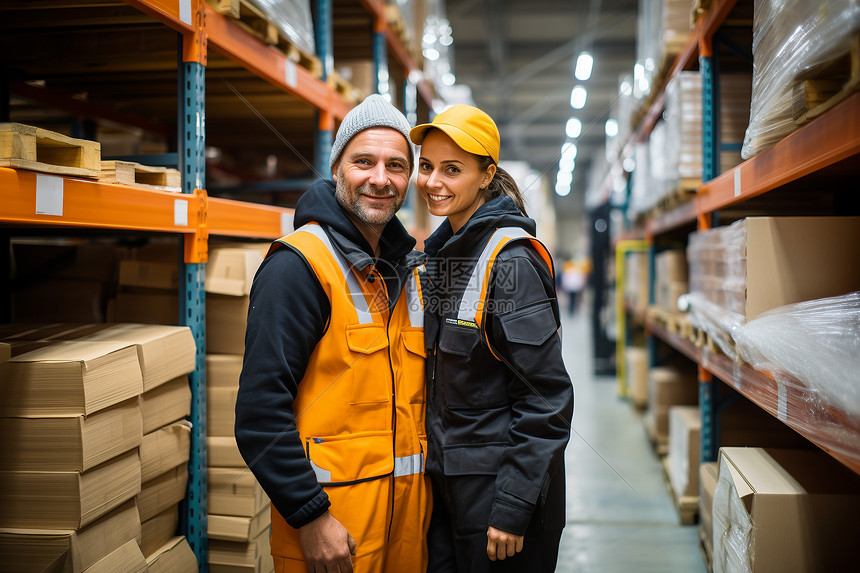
[267,223,430,573]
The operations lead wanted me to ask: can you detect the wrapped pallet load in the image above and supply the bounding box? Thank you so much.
[743,0,860,158]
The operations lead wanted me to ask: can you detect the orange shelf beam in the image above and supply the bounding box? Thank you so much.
[645,198,698,237]
[648,318,860,476]
[697,92,860,214]
[123,0,194,32]
[204,4,352,120]
[208,197,294,239]
[0,169,197,234]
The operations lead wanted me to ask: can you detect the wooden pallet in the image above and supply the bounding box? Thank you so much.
[662,457,698,525]
[647,306,693,340]
[99,161,181,191]
[327,70,361,104]
[793,34,860,125]
[0,123,101,178]
[384,4,414,57]
[207,0,322,78]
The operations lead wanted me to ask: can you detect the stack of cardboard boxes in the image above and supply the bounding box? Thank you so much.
[654,249,687,314]
[204,246,274,573]
[0,323,197,572]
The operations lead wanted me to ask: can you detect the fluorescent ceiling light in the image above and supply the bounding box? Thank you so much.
[561,142,577,161]
[570,85,587,109]
[605,119,619,137]
[556,170,572,185]
[575,52,593,81]
[555,180,571,197]
[565,117,582,139]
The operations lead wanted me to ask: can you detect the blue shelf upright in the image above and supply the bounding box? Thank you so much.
[179,17,209,570]
[314,0,333,177]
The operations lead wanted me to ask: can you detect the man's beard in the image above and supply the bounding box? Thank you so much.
[335,176,403,229]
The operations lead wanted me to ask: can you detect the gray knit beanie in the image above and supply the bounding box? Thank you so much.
[329,94,413,169]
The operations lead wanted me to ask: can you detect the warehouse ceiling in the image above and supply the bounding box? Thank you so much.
[443,0,639,215]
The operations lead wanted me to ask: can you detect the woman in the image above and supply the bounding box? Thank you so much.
[410,105,574,572]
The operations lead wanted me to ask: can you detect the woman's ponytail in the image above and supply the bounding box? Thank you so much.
[476,156,528,217]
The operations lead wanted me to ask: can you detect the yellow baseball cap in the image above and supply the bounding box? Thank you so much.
[410,105,500,164]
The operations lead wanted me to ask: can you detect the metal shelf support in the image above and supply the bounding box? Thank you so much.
[313,0,334,177]
[178,48,209,570]
[373,20,390,99]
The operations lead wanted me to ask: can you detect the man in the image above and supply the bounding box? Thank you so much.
[236,95,430,573]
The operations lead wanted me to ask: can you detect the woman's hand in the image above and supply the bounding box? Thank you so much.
[486,526,524,561]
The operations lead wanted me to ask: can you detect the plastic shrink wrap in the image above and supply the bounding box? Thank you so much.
[742,0,860,158]
[247,0,316,56]
[734,292,860,420]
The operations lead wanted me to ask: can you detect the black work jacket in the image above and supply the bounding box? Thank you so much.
[423,196,574,536]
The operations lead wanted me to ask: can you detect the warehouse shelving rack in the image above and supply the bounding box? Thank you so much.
[0,0,432,569]
[606,0,860,477]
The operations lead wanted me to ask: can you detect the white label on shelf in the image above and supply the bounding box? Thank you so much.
[284,60,298,88]
[35,175,64,216]
[734,169,742,197]
[174,199,189,227]
[179,0,192,26]
[776,379,788,422]
[280,212,294,235]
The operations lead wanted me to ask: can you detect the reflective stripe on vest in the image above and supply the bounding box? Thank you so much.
[294,223,374,324]
[393,452,424,477]
[457,227,533,325]
[405,267,424,328]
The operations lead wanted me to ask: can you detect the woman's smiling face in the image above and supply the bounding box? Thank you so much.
[416,129,496,233]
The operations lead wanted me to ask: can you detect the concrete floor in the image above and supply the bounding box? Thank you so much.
[554,310,706,573]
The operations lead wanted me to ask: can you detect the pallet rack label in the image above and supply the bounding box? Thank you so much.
[179,0,193,25]
[35,175,63,217]
[284,58,298,88]
[733,169,741,197]
[175,198,189,227]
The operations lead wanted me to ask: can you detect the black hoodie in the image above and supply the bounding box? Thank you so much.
[423,196,574,537]
[235,179,424,529]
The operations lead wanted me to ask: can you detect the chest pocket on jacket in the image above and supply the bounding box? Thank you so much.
[438,324,505,409]
[346,323,390,404]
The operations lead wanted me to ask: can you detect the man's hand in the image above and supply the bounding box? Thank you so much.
[486,526,524,561]
[299,511,357,572]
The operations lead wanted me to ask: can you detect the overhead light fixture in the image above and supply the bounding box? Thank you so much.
[560,155,576,172]
[565,117,582,139]
[442,73,456,86]
[555,179,571,197]
[605,119,619,137]
[575,52,593,81]
[561,142,577,161]
[570,86,587,109]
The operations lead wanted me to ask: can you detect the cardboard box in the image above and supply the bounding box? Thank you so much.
[137,465,188,522]
[690,217,860,321]
[145,536,198,572]
[140,506,179,558]
[626,347,649,408]
[699,461,719,545]
[208,509,271,543]
[83,539,147,573]
[0,450,141,530]
[0,397,142,472]
[141,376,191,434]
[334,60,375,99]
[713,448,860,573]
[68,324,196,391]
[206,247,263,297]
[0,499,140,573]
[140,422,191,483]
[207,354,243,388]
[209,528,274,573]
[207,295,249,354]
[118,260,178,290]
[113,291,178,325]
[668,406,701,499]
[0,340,143,416]
[646,366,698,442]
[208,437,246,468]
[208,467,270,517]
[207,386,239,437]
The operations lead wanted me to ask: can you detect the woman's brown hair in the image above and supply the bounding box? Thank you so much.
[475,155,528,217]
